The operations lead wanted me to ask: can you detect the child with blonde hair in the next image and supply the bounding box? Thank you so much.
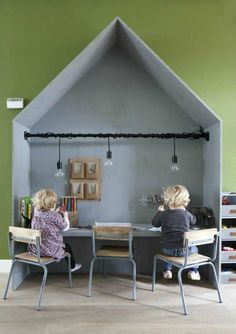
[29,189,81,272]
[152,185,200,280]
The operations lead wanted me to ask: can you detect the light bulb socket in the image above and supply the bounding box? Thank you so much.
[172,155,178,164]
[57,161,63,169]
[106,150,112,159]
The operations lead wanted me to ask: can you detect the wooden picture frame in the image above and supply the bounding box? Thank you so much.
[85,161,99,179]
[71,160,84,179]
[69,157,101,200]
[85,182,99,200]
[70,181,84,199]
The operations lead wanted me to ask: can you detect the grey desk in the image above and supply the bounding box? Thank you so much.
[62,226,161,238]
[62,225,162,274]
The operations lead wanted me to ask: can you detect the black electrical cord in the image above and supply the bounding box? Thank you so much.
[24,130,209,141]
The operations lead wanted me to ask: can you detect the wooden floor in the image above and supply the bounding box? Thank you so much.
[0,273,235,334]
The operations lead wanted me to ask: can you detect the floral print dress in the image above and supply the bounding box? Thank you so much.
[29,210,67,258]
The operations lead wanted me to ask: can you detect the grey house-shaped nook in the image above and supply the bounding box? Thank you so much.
[12,17,222,287]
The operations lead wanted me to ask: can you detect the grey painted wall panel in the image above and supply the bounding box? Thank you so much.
[13,122,31,225]
[203,122,221,277]
[12,121,31,288]
[30,47,203,228]
[203,122,221,222]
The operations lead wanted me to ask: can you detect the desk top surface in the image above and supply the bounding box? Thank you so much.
[62,224,161,237]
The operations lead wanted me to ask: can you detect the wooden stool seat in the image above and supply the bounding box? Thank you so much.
[96,245,129,257]
[157,253,210,267]
[15,252,54,263]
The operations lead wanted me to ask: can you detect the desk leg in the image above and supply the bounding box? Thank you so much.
[88,258,96,297]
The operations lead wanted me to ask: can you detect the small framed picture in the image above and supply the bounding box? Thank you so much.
[85,182,100,200]
[71,161,84,179]
[70,182,84,199]
[85,161,99,179]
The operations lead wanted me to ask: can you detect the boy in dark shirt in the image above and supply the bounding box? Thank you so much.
[152,185,200,280]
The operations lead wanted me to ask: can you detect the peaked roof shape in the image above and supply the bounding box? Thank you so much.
[15,17,220,129]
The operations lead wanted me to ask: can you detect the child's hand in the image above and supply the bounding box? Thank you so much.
[60,205,66,212]
[58,206,68,217]
[59,209,68,217]
[158,205,165,211]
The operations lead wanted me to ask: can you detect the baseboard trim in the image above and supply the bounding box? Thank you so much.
[0,260,11,273]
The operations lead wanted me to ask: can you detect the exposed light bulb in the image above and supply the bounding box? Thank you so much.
[104,137,113,167]
[54,138,65,181]
[171,163,180,172]
[54,169,65,179]
[170,138,180,172]
[171,155,180,172]
[54,161,65,179]
[104,150,113,167]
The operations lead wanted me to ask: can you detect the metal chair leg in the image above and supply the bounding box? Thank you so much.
[66,254,72,288]
[177,268,188,315]
[102,258,106,278]
[3,260,16,300]
[88,258,96,297]
[208,262,223,303]
[152,256,157,291]
[36,265,48,311]
[131,259,136,300]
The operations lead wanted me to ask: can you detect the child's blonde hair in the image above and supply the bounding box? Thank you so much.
[32,189,57,211]
[163,185,190,208]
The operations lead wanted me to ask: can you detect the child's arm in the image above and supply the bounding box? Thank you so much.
[188,211,197,226]
[58,207,70,231]
[152,206,164,227]
[53,210,69,230]
[62,211,70,231]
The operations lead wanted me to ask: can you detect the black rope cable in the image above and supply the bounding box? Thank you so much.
[58,137,61,162]
[107,137,111,151]
[24,130,209,141]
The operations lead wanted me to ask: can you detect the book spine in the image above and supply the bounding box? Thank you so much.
[20,198,25,227]
[59,196,78,213]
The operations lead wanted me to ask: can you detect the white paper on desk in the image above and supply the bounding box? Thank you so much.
[95,221,132,227]
[148,227,161,232]
[132,224,152,230]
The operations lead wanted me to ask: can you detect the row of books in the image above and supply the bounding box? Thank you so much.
[19,195,79,227]
[20,196,33,228]
[59,196,78,212]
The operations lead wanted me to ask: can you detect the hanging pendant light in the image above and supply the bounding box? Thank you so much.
[171,137,180,172]
[104,137,113,167]
[54,137,65,179]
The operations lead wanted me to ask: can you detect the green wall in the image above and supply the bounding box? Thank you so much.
[0,0,236,258]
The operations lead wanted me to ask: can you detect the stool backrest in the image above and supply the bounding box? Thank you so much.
[8,226,41,261]
[93,222,132,241]
[92,222,133,257]
[9,226,41,244]
[184,228,217,247]
[183,228,218,263]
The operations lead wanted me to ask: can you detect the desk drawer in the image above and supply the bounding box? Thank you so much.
[221,272,236,284]
[221,205,236,217]
[221,228,236,240]
[221,251,236,262]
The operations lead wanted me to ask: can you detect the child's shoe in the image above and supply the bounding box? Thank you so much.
[163,270,172,279]
[71,263,82,272]
[187,270,201,281]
